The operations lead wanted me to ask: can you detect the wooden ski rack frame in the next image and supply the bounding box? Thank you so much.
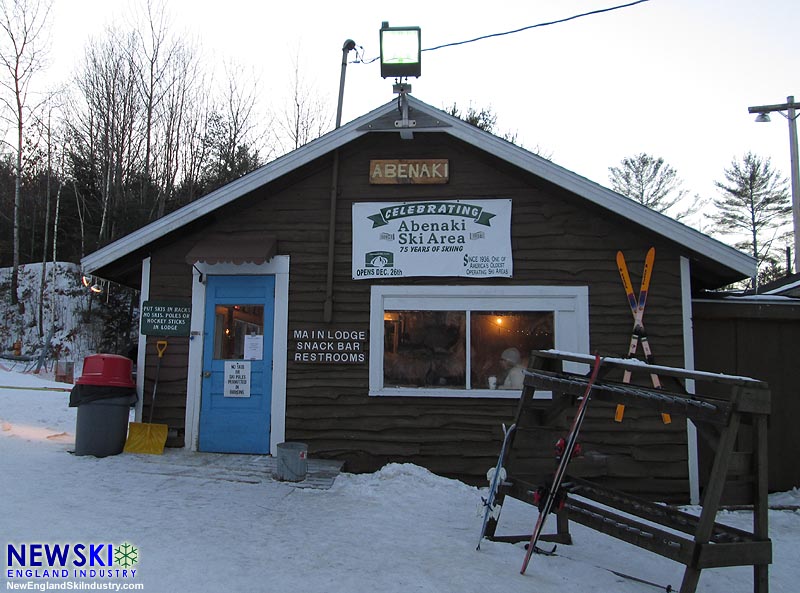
[485,350,771,593]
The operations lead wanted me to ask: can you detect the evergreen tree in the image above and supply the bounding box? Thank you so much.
[445,102,498,133]
[711,152,792,288]
[608,153,693,218]
[444,102,551,155]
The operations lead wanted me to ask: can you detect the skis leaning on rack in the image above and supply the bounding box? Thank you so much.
[476,422,516,550]
[520,353,603,575]
[615,248,671,424]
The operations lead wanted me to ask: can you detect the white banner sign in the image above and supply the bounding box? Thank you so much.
[224,361,251,398]
[352,199,513,279]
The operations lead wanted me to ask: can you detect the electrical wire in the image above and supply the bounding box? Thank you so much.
[424,0,651,52]
[353,0,651,64]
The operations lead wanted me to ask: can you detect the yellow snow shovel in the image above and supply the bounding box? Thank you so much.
[124,340,169,454]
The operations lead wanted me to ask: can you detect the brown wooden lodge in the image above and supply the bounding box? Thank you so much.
[83,96,774,504]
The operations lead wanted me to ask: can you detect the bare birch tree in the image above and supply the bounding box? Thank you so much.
[176,67,213,204]
[131,0,193,217]
[199,61,269,191]
[150,39,199,217]
[0,0,52,306]
[277,54,331,152]
[71,27,142,245]
[60,7,277,250]
[37,103,53,336]
[133,0,170,209]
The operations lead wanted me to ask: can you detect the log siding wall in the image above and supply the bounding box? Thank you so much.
[143,133,692,500]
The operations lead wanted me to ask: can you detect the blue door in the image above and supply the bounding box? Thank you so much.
[199,275,275,453]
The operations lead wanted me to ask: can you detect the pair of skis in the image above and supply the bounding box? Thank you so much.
[520,353,603,574]
[476,422,516,550]
[615,248,671,424]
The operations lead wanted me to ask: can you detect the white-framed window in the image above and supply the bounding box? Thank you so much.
[369,285,590,398]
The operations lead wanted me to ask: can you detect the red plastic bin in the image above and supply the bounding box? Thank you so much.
[76,354,135,389]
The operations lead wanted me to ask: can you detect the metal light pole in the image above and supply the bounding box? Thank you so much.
[335,39,357,129]
[748,95,800,273]
[324,40,357,323]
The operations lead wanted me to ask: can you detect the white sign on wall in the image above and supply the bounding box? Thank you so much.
[352,199,513,279]
[224,361,251,398]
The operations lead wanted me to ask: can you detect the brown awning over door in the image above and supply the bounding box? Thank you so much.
[185,231,277,265]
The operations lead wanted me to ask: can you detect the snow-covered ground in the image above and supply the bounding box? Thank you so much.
[1,368,798,593]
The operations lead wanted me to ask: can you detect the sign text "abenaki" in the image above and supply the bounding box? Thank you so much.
[369,159,449,184]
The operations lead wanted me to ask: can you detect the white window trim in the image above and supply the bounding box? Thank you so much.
[681,255,700,504]
[134,256,151,422]
[369,285,590,398]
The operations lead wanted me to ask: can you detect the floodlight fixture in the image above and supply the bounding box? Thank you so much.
[755,112,771,123]
[380,22,421,79]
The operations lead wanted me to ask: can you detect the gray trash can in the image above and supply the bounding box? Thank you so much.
[274,442,308,482]
[74,395,137,457]
[69,354,137,457]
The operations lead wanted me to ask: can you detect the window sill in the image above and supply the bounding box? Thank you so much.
[369,387,553,399]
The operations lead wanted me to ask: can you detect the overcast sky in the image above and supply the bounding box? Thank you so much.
[48,0,797,229]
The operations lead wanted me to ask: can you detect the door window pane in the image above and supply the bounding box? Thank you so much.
[470,312,554,390]
[383,310,466,388]
[213,305,264,359]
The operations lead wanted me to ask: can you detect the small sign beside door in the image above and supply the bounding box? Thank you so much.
[140,300,192,336]
[224,361,251,398]
[289,325,367,365]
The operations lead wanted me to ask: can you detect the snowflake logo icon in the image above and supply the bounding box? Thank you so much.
[114,543,139,568]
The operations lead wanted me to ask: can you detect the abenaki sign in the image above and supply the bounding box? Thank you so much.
[352,199,512,279]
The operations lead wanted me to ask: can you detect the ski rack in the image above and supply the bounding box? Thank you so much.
[485,349,771,593]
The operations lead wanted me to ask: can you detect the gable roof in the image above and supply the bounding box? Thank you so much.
[82,95,755,283]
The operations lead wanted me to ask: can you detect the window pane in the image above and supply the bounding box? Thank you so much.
[384,311,466,388]
[470,312,554,390]
[213,305,264,359]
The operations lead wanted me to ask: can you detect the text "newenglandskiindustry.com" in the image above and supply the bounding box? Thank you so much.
[6,583,145,591]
